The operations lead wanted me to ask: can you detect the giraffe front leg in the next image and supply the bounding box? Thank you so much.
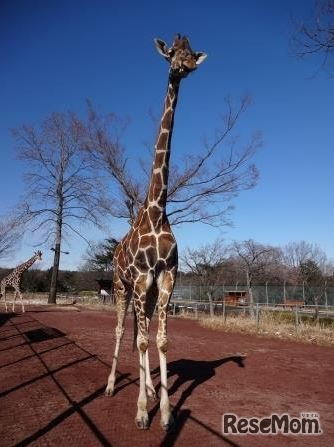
[12,291,17,313]
[157,321,173,431]
[1,287,8,313]
[156,271,175,432]
[15,288,25,313]
[134,286,150,429]
[144,317,157,401]
[136,346,149,429]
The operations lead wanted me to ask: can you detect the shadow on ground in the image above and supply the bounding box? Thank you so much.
[0,310,245,447]
[151,356,246,447]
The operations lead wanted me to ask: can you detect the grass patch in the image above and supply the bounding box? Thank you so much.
[199,310,334,346]
[265,310,334,328]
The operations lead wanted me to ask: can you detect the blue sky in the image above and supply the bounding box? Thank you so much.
[1,0,333,270]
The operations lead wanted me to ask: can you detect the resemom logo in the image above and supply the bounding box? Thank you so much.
[222,413,322,435]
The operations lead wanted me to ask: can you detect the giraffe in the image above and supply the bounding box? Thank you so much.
[0,251,42,313]
[105,35,206,431]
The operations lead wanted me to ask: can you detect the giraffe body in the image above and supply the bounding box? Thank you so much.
[105,35,206,430]
[0,251,42,313]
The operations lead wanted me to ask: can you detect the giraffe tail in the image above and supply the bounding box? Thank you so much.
[132,304,137,352]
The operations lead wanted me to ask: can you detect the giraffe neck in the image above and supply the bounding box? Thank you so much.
[14,255,38,275]
[146,77,180,212]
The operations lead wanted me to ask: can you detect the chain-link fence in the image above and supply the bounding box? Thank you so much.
[172,284,334,306]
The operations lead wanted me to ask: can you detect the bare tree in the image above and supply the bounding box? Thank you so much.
[291,0,334,74]
[299,259,325,319]
[182,239,227,317]
[0,217,21,261]
[13,111,109,304]
[231,240,278,314]
[282,241,327,272]
[282,241,328,315]
[82,97,261,226]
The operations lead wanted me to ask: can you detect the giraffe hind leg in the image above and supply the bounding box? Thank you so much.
[105,275,130,396]
[145,340,157,401]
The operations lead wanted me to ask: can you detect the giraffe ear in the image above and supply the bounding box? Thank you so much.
[195,52,207,65]
[154,38,170,60]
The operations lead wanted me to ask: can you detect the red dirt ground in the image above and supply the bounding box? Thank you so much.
[0,306,333,447]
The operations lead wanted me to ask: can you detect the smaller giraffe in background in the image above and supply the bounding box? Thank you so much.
[0,251,42,313]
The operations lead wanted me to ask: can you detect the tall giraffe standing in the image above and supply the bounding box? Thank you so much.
[105,35,206,431]
[0,251,42,313]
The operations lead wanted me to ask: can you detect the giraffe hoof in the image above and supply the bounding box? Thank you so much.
[161,414,174,432]
[105,386,114,397]
[135,416,149,430]
[146,389,157,401]
[148,392,157,402]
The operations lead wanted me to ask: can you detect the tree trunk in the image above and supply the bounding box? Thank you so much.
[48,170,63,305]
[246,269,255,317]
[48,229,61,304]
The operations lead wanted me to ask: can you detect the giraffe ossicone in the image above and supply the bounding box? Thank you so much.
[105,34,206,431]
[0,251,42,313]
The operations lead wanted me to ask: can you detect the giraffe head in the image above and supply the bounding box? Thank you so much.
[155,34,207,80]
[35,250,42,261]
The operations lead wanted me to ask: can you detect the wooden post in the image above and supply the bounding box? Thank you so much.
[223,298,226,322]
[295,306,299,331]
[325,280,328,309]
[195,303,198,319]
[256,302,260,330]
[302,281,305,302]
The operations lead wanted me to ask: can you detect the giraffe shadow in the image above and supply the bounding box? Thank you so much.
[149,355,246,444]
[0,312,15,327]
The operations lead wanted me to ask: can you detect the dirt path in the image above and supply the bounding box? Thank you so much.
[0,307,333,446]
